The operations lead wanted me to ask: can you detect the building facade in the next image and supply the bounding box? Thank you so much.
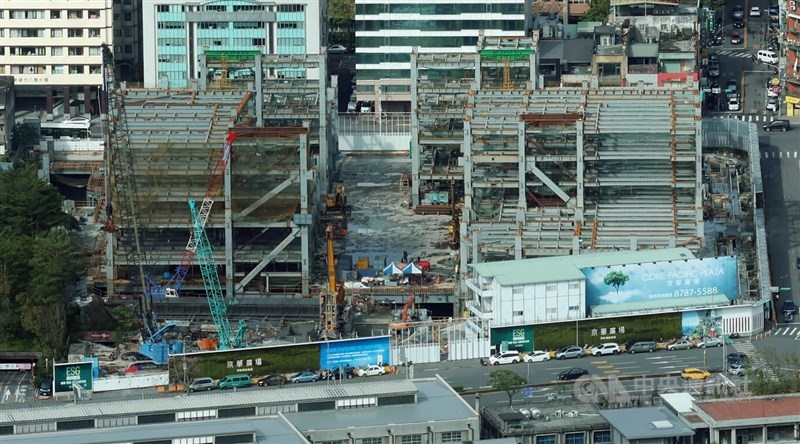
[112,0,144,82]
[0,0,113,115]
[355,0,531,111]
[141,0,327,88]
[0,77,14,156]
[785,0,800,115]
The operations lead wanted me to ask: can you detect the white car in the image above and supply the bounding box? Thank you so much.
[523,350,551,363]
[590,342,621,356]
[489,350,521,365]
[697,336,724,348]
[357,365,386,377]
[328,44,348,54]
[728,97,740,111]
[767,97,779,112]
[750,6,761,16]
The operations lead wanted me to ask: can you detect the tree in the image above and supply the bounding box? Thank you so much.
[8,123,38,163]
[582,0,611,22]
[0,165,74,237]
[488,369,527,406]
[604,271,630,293]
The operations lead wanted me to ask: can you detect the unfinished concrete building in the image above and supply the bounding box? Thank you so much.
[410,35,704,280]
[95,53,337,308]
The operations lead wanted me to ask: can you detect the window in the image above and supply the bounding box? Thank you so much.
[68,29,84,38]
[252,38,265,46]
[88,10,100,19]
[69,65,85,74]
[89,47,102,56]
[157,5,169,12]
[114,30,122,37]
[52,47,64,56]
[440,431,462,442]
[158,21,185,29]
[513,310,523,316]
[67,10,83,19]
[124,12,132,21]
[536,436,556,444]
[51,29,63,38]
[569,282,580,290]
[124,28,132,37]
[68,47,84,56]
[11,10,44,19]
[124,45,132,53]
[359,439,384,444]
[89,29,100,37]
[89,65,101,74]
[50,10,61,19]
[399,436,422,444]
[204,4,226,11]
[52,65,65,74]
[114,45,121,53]
[565,432,586,444]
[592,430,611,444]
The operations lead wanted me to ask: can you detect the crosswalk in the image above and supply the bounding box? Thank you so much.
[713,115,777,122]
[762,151,800,159]
[713,50,753,59]
[771,325,800,337]
[731,341,777,380]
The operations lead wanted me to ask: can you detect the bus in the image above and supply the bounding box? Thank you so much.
[40,116,92,140]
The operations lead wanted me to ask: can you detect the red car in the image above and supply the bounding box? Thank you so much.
[730,32,742,44]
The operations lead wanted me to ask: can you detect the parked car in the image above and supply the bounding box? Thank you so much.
[188,377,215,392]
[726,79,738,93]
[628,341,657,354]
[591,343,621,356]
[708,63,720,77]
[327,365,356,380]
[328,44,348,54]
[489,350,521,365]
[767,97,780,112]
[732,5,744,18]
[357,365,387,377]
[696,337,724,348]
[763,120,791,131]
[730,32,742,44]
[556,346,585,360]
[769,4,780,15]
[557,368,589,381]
[728,97,740,111]
[38,378,53,397]
[257,374,286,387]
[667,339,693,351]
[681,368,711,380]
[290,371,319,383]
[750,6,761,16]
[523,350,551,363]
[218,374,251,389]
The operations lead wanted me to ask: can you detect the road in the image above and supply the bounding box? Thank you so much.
[0,371,31,406]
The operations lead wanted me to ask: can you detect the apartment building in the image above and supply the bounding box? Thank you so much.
[354,0,531,111]
[0,0,113,116]
[141,0,326,88]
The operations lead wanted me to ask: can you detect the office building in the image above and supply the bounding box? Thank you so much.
[354,0,530,111]
[112,0,144,82]
[141,0,327,88]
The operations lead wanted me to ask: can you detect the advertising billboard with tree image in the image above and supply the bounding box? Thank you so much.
[582,257,738,311]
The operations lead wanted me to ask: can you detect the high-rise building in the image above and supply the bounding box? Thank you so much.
[354,0,531,111]
[0,0,114,116]
[112,0,144,82]
[141,0,327,88]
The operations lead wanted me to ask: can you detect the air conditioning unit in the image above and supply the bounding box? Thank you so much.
[570,410,579,417]
[553,410,563,418]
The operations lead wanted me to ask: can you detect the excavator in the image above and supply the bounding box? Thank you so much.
[389,295,415,331]
[319,225,344,339]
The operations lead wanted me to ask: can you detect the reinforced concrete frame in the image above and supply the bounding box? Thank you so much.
[104,53,336,298]
[410,35,704,290]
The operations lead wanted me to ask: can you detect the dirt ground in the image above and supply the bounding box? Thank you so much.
[335,154,456,280]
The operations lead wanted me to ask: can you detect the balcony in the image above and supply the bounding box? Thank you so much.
[467,301,494,320]
[466,278,494,300]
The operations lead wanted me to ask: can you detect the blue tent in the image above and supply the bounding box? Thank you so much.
[382,262,404,275]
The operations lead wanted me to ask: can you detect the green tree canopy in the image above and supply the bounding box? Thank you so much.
[582,0,611,22]
[0,165,73,236]
[604,271,630,293]
[489,369,527,406]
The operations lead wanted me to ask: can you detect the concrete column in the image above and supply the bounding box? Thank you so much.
[83,86,92,116]
[46,87,54,118]
[318,53,330,193]
[198,53,208,91]
[255,53,263,126]
[410,51,421,206]
[299,132,310,295]
[575,120,585,224]
[63,86,71,117]
[224,141,234,297]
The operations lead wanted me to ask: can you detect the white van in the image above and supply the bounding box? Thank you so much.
[757,50,778,64]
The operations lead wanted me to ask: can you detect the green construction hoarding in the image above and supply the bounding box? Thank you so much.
[491,325,534,352]
[54,361,93,393]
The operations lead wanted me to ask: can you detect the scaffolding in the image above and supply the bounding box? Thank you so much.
[410,35,704,285]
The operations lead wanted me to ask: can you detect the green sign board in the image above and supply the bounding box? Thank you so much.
[54,361,93,393]
[491,325,534,352]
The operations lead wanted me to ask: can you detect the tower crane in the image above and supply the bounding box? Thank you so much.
[189,198,246,349]
[148,132,237,298]
[101,44,175,363]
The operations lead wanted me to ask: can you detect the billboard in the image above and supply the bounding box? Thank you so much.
[491,325,534,352]
[319,336,391,369]
[583,256,738,308]
[54,361,93,393]
[682,309,724,337]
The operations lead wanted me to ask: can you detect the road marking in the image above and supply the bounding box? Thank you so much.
[595,365,614,369]
[423,368,440,372]
[603,370,621,374]
[791,328,798,335]
[590,360,608,364]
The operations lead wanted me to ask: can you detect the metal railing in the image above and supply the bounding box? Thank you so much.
[338,112,412,136]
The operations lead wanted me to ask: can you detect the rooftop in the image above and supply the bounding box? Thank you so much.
[696,395,800,423]
[470,247,695,286]
[599,407,694,439]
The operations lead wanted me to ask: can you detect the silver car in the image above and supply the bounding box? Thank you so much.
[556,346,585,360]
[667,339,693,351]
[697,337,724,348]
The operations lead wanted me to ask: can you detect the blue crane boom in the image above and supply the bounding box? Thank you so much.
[189,198,245,349]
